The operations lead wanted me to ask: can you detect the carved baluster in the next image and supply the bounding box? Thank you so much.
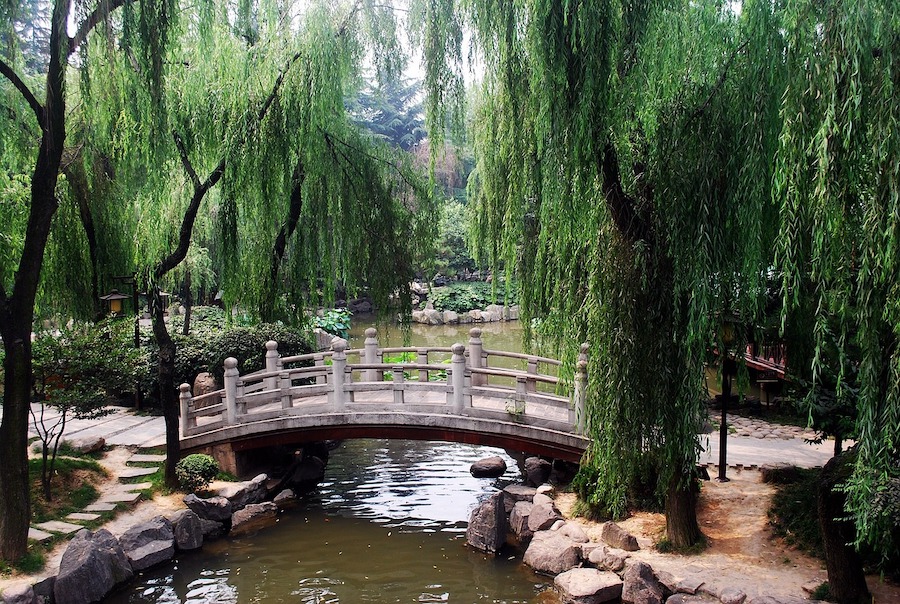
[393,365,405,405]
[364,328,379,382]
[223,357,239,425]
[265,340,279,391]
[179,383,194,435]
[331,337,348,411]
[468,328,484,386]
[451,343,466,413]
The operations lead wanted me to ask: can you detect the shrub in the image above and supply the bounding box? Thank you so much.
[315,308,352,338]
[428,281,518,313]
[208,322,313,382]
[175,454,220,493]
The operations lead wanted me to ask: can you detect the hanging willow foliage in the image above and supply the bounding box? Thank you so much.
[464,0,781,545]
[776,0,900,559]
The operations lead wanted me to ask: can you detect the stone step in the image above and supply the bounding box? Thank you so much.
[119,466,159,479]
[121,481,153,491]
[28,527,53,542]
[33,520,83,535]
[129,453,166,463]
[66,512,101,522]
[99,491,142,504]
[84,502,117,512]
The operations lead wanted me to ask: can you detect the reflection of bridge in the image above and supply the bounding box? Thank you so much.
[179,328,591,472]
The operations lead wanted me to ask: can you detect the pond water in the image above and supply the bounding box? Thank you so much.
[106,319,559,604]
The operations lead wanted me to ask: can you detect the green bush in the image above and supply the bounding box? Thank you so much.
[209,323,313,382]
[429,281,518,313]
[175,454,220,493]
[315,308,352,338]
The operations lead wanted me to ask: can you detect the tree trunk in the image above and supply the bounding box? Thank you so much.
[665,470,703,548]
[182,269,192,336]
[0,339,33,561]
[150,288,181,489]
[818,454,870,604]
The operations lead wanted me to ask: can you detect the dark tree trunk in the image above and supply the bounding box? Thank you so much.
[0,339,34,561]
[818,454,870,604]
[64,161,102,318]
[261,159,305,323]
[182,269,192,336]
[150,288,181,488]
[665,470,703,548]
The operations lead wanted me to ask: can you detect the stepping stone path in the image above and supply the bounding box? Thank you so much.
[27,449,166,542]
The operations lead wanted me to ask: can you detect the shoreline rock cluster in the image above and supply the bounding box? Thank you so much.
[411,304,519,325]
[1,474,296,604]
[465,460,825,604]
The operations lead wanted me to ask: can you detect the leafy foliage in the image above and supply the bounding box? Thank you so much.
[175,454,219,493]
[315,308,353,339]
[428,281,516,313]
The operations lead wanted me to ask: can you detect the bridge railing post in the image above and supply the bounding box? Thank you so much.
[364,328,379,382]
[417,349,428,382]
[392,365,405,405]
[468,328,484,386]
[330,337,348,411]
[223,357,239,425]
[450,343,466,413]
[526,356,538,393]
[279,371,292,409]
[314,353,326,384]
[265,340,279,391]
[573,342,589,433]
[236,378,246,416]
[509,375,526,415]
[179,383,194,436]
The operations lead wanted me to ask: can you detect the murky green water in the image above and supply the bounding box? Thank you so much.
[105,439,556,603]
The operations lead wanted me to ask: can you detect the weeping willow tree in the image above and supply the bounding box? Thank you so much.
[463,0,783,547]
[1,0,434,557]
[775,0,899,595]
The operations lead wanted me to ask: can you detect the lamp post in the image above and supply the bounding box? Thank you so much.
[717,317,737,483]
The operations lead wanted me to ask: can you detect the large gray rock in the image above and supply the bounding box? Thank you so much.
[470,456,508,478]
[557,522,589,543]
[523,531,582,575]
[273,489,298,508]
[216,473,268,510]
[230,502,279,536]
[622,561,665,604]
[66,436,105,454]
[524,457,552,487]
[502,484,537,513]
[528,501,563,532]
[31,576,54,604]
[184,493,233,522]
[719,588,747,604]
[465,492,507,555]
[442,310,460,324]
[199,518,226,540]
[1,583,34,604]
[600,521,640,551]
[119,516,175,571]
[170,509,203,551]
[509,500,534,542]
[55,529,133,604]
[554,568,623,604]
[193,372,218,398]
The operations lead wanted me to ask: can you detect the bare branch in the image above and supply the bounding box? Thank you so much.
[68,0,132,57]
[0,57,44,128]
[600,142,649,243]
[685,39,749,127]
[172,131,200,189]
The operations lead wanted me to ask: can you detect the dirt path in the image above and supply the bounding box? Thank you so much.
[557,471,899,602]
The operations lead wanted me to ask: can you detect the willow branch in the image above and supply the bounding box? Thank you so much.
[0,57,44,128]
[173,131,200,189]
[685,39,749,126]
[68,0,132,56]
[157,133,225,278]
[600,142,648,243]
[321,129,422,193]
[270,159,306,288]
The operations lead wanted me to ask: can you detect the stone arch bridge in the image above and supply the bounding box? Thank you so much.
[179,328,591,474]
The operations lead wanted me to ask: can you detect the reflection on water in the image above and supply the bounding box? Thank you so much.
[347,315,528,354]
[105,440,556,603]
